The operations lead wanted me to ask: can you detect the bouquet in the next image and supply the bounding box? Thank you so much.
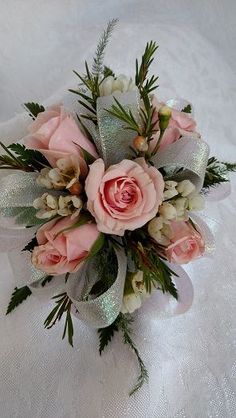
[1,19,235,395]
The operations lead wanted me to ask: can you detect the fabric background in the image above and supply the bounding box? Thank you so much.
[0,1,235,417]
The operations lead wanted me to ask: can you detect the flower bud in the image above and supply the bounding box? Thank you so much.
[133,136,149,152]
[188,193,205,211]
[159,202,177,220]
[177,180,195,197]
[68,182,83,195]
[158,106,172,131]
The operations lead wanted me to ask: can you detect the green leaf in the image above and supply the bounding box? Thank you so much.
[24,102,45,119]
[44,292,74,346]
[41,276,53,287]
[103,66,115,78]
[88,233,105,259]
[181,104,192,113]
[98,321,119,354]
[8,143,49,170]
[203,157,236,190]
[6,286,32,315]
[22,236,37,253]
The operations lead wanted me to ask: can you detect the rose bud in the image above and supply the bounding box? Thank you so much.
[133,136,149,152]
[158,105,172,131]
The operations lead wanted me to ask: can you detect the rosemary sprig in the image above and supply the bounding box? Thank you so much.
[44,292,74,347]
[135,41,159,98]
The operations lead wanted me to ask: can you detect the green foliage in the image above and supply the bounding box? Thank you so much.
[135,41,159,97]
[70,20,118,123]
[41,276,53,287]
[44,292,74,347]
[24,102,45,119]
[203,157,236,190]
[98,313,148,395]
[22,236,37,252]
[106,97,141,134]
[89,241,118,297]
[118,314,148,395]
[92,18,118,76]
[182,104,192,113]
[0,142,49,172]
[126,231,178,299]
[6,286,32,314]
[88,233,105,259]
[98,321,119,354]
[103,66,115,78]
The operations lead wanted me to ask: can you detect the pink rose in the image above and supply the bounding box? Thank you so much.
[32,216,99,275]
[150,96,199,151]
[24,105,98,167]
[85,157,164,236]
[165,220,205,264]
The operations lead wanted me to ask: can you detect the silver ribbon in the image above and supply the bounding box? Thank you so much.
[83,90,140,166]
[66,247,127,328]
[152,136,209,191]
[0,172,43,226]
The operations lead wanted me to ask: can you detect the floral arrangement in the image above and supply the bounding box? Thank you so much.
[2,20,235,395]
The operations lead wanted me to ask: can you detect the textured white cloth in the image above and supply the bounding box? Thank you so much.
[0,1,236,417]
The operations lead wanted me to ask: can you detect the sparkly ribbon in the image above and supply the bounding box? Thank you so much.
[0,172,43,227]
[152,136,209,191]
[96,90,140,166]
[66,247,127,328]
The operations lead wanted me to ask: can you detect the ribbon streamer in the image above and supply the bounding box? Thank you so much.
[66,248,127,328]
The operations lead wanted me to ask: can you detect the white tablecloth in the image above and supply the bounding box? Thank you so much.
[0,1,235,417]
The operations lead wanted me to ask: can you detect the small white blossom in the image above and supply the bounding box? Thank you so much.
[177,180,195,197]
[33,193,58,219]
[121,293,142,314]
[173,197,188,220]
[36,168,54,189]
[99,74,136,96]
[163,188,178,200]
[33,193,82,220]
[148,216,171,245]
[188,193,205,211]
[36,156,81,191]
[159,202,177,221]
[131,270,147,295]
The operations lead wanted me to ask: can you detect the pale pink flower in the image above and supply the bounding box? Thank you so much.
[150,96,199,151]
[24,105,98,166]
[32,217,99,275]
[85,158,164,236]
[165,220,205,264]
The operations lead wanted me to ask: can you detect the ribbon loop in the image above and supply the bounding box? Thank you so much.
[66,248,127,328]
[152,136,209,191]
[96,90,140,166]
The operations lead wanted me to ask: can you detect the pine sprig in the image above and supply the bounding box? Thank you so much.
[98,313,148,395]
[98,321,119,354]
[118,314,148,395]
[24,102,45,119]
[135,41,159,97]
[44,292,74,346]
[6,286,32,315]
[203,157,236,190]
[92,18,118,76]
